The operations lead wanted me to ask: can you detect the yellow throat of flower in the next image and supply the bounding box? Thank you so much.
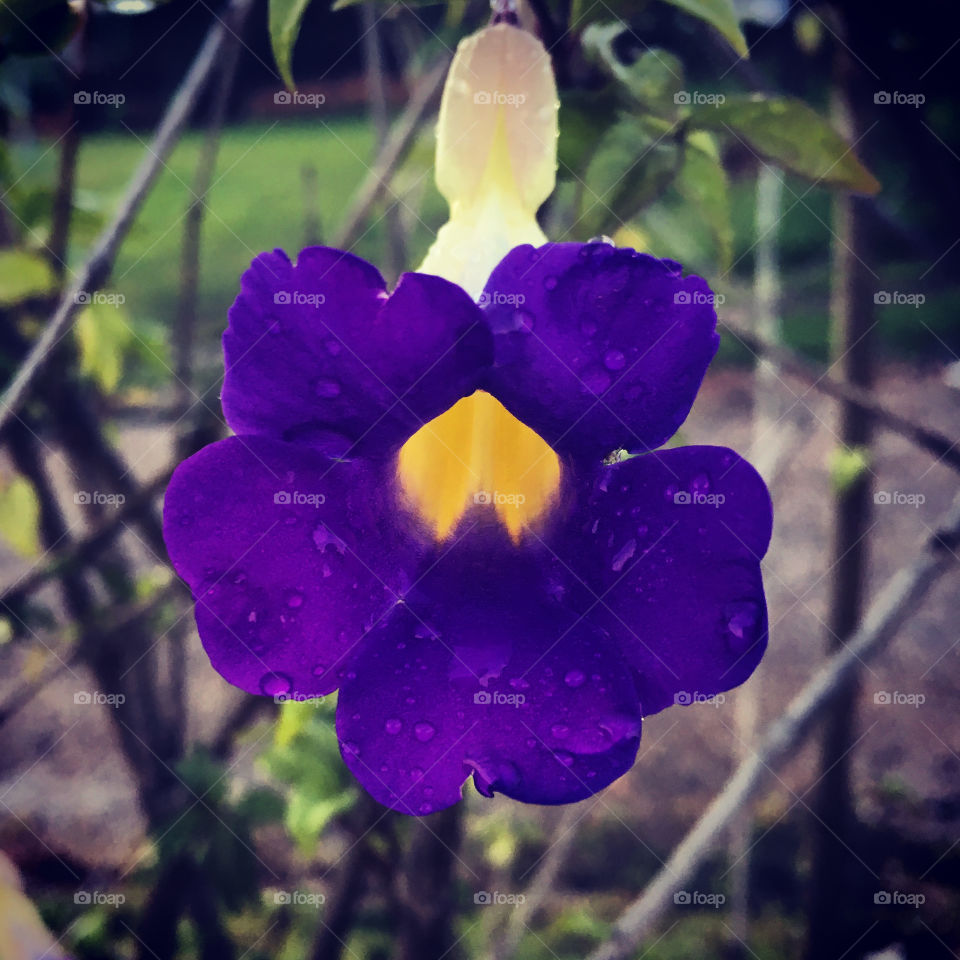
[398,23,562,542]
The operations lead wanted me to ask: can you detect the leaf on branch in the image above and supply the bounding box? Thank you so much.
[691,95,880,194]
[581,116,680,237]
[676,130,733,269]
[0,475,41,557]
[74,298,135,392]
[658,0,748,58]
[0,250,55,306]
[269,0,313,90]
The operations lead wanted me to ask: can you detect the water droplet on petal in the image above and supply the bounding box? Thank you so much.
[564,669,587,688]
[315,378,342,398]
[551,723,570,739]
[260,672,292,696]
[604,349,626,371]
[587,235,615,246]
[414,721,436,742]
[342,741,359,756]
[582,367,612,395]
[611,538,637,572]
[553,750,575,767]
[544,275,558,290]
[509,677,530,691]
[285,590,304,608]
[385,718,402,735]
[725,601,762,654]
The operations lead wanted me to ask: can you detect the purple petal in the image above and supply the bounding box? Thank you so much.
[163,436,425,698]
[222,247,493,458]
[481,242,719,461]
[539,446,772,716]
[336,533,642,815]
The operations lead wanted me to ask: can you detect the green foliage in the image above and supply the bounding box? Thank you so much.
[156,750,285,913]
[0,473,41,557]
[830,445,871,493]
[269,0,315,90]
[259,699,357,852]
[676,131,733,269]
[657,0,748,57]
[690,96,880,194]
[74,298,136,392]
[0,249,55,306]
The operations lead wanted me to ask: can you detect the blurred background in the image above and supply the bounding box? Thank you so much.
[1,0,958,957]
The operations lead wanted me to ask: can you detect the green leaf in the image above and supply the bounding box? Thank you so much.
[658,0,748,58]
[0,249,55,306]
[582,24,684,116]
[830,446,871,493]
[676,131,733,269]
[0,475,40,557]
[691,95,880,194]
[74,296,134,392]
[581,116,680,237]
[269,0,313,90]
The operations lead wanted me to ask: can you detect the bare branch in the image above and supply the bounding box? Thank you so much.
[586,496,960,960]
[0,0,258,435]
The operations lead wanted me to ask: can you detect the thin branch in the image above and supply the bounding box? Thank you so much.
[332,55,450,251]
[0,468,172,610]
[586,495,960,960]
[0,0,258,435]
[721,320,960,473]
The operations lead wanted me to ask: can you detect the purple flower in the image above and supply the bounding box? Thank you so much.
[163,240,772,816]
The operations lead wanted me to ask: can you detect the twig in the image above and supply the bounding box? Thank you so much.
[332,55,450,251]
[586,496,960,960]
[0,0,257,435]
[720,320,960,473]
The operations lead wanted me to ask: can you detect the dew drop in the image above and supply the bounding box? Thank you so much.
[342,741,359,756]
[385,718,402,735]
[564,669,587,688]
[544,275,558,290]
[509,677,530,691]
[285,590,304,608]
[604,349,626,371]
[582,367,612,395]
[414,721,436,742]
[551,723,570,739]
[553,750,575,767]
[611,538,637,572]
[315,378,342,398]
[725,601,761,654]
[260,672,292,696]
